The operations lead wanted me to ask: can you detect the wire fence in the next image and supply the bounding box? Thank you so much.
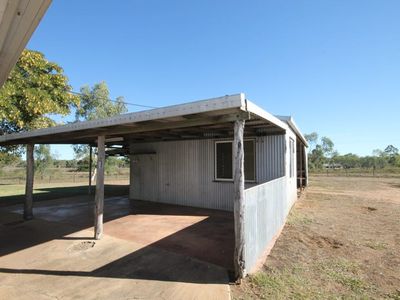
[311,167,400,178]
[0,168,130,185]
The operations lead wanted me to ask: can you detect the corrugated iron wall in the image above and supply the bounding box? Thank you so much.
[129,135,285,211]
[243,176,288,271]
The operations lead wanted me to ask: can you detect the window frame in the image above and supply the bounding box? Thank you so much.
[214,139,256,182]
[214,140,234,181]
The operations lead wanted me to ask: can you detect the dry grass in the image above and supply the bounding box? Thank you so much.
[232,176,400,299]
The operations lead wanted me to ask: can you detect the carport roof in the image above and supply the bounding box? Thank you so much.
[0,93,307,147]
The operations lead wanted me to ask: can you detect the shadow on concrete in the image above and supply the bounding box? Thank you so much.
[0,219,231,284]
[0,195,234,284]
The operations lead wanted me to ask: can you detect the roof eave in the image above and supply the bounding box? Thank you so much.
[275,115,308,147]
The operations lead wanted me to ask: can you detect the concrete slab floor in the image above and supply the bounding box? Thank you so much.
[0,197,234,300]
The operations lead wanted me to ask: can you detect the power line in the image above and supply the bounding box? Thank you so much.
[69,91,158,109]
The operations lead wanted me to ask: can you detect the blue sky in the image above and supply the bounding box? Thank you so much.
[27,0,400,159]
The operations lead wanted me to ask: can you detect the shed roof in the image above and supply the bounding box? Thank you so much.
[0,93,307,147]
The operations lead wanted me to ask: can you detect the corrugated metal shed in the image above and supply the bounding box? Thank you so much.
[129,135,285,211]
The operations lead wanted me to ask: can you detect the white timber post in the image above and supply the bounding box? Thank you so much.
[88,145,92,195]
[24,144,34,220]
[233,119,246,279]
[94,136,105,239]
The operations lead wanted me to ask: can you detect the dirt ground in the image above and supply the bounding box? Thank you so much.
[232,176,400,299]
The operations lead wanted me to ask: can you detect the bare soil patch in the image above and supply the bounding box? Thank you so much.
[232,176,400,299]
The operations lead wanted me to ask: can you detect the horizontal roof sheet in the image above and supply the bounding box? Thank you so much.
[0,93,305,146]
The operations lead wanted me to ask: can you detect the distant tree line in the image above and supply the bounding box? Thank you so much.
[305,132,400,170]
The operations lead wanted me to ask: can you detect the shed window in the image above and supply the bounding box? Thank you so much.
[215,141,233,180]
[215,140,256,181]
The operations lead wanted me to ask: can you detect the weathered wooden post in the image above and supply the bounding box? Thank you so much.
[233,119,246,280]
[304,145,309,186]
[94,136,105,239]
[88,146,92,195]
[24,144,34,220]
[299,143,303,189]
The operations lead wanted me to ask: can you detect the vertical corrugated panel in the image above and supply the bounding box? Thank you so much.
[256,135,285,184]
[243,176,287,271]
[130,139,235,211]
[129,134,286,211]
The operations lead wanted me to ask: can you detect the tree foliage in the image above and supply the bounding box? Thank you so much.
[0,49,78,166]
[34,144,53,174]
[304,132,318,153]
[75,81,127,122]
[384,145,399,165]
[0,152,22,167]
[0,49,79,132]
[305,131,400,170]
[306,133,336,169]
[73,82,127,160]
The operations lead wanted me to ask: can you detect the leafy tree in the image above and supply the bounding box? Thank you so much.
[304,132,318,153]
[360,156,375,169]
[384,145,399,165]
[384,145,398,156]
[372,149,384,157]
[75,81,127,122]
[309,144,325,169]
[321,137,334,158]
[65,159,78,169]
[72,82,127,159]
[395,155,400,167]
[34,144,53,173]
[76,156,91,172]
[305,133,400,171]
[0,49,78,163]
[0,49,79,132]
[0,152,22,167]
[305,133,337,169]
[333,153,360,169]
[372,148,389,168]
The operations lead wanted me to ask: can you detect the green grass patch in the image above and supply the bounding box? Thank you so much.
[287,211,313,226]
[364,241,387,250]
[386,290,400,300]
[316,258,372,294]
[249,266,325,299]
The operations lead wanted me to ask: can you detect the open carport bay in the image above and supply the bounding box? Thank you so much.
[0,195,234,299]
